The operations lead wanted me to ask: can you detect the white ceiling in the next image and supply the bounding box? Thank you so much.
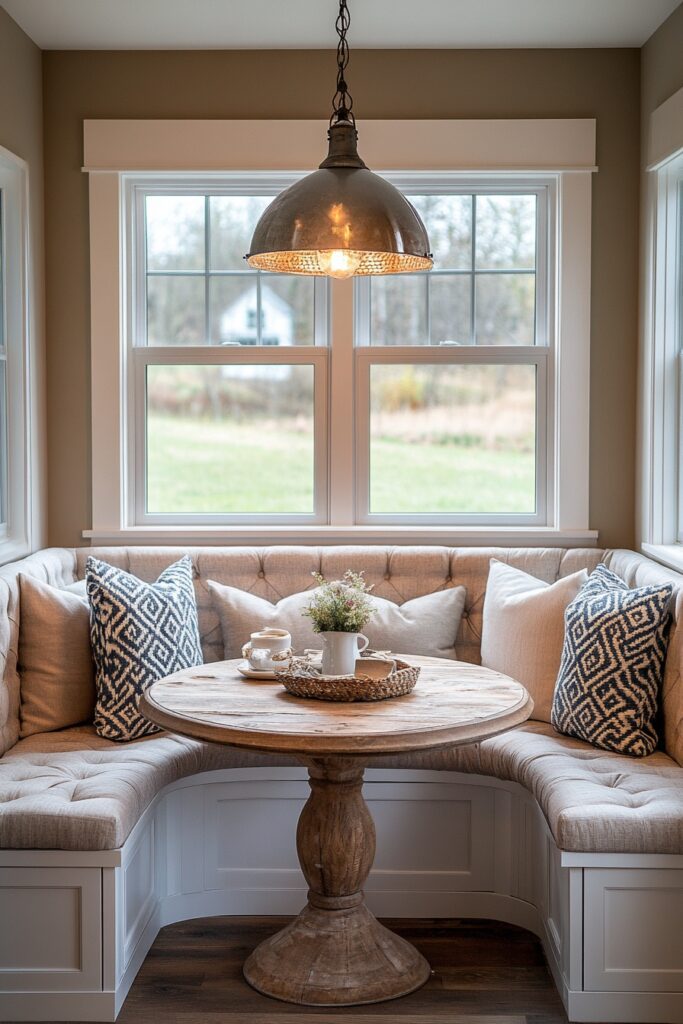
[1,0,680,50]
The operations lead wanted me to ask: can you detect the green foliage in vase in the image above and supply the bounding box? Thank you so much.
[303,570,375,634]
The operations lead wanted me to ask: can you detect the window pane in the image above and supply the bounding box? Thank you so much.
[0,195,4,350]
[475,195,536,270]
[475,274,535,345]
[0,360,6,526]
[430,274,472,345]
[147,275,205,345]
[369,363,536,515]
[370,274,428,345]
[411,194,472,270]
[146,195,205,272]
[209,196,274,272]
[146,364,315,514]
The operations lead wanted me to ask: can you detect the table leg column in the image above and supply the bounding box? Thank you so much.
[243,756,431,1005]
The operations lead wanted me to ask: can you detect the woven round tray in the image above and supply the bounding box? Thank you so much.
[277,659,420,702]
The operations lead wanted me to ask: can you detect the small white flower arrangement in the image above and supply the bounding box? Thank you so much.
[303,570,375,633]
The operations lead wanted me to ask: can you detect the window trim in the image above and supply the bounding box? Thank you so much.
[85,118,596,544]
[640,83,683,571]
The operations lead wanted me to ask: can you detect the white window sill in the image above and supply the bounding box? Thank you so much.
[0,537,31,567]
[641,543,683,575]
[83,526,599,547]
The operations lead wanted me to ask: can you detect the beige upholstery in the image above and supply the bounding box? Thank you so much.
[479,722,683,854]
[2,721,682,854]
[75,545,607,672]
[0,726,298,850]
[1,544,683,855]
[0,548,78,756]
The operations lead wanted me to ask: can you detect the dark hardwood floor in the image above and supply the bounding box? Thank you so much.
[117,917,569,1024]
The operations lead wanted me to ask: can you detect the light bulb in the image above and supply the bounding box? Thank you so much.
[317,249,362,279]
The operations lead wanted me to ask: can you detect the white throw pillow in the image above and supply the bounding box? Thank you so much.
[480,559,588,723]
[207,580,467,660]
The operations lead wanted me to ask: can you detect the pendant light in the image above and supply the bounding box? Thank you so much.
[245,0,433,279]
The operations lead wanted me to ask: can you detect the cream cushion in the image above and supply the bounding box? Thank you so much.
[480,559,588,723]
[3,722,683,853]
[18,575,95,738]
[207,579,467,660]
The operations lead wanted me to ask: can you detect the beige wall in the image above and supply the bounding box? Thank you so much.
[0,8,46,548]
[42,48,641,548]
[642,2,683,121]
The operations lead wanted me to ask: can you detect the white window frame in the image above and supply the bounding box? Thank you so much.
[84,118,596,545]
[0,146,32,563]
[354,174,553,527]
[125,175,329,527]
[641,85,683,572]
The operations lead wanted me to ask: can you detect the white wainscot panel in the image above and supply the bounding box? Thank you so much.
[199,776,495,898]
[122,818,157,971]
[584,868,683,992]
[0,867,102,992]
[365,780,495,893]
[203,779,307,892]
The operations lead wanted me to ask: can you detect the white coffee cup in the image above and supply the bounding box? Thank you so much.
[242,628,292,672]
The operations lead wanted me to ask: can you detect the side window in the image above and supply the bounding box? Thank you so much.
[0,148,30,560]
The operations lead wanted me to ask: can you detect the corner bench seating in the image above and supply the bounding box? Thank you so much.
[2,546,683,1022]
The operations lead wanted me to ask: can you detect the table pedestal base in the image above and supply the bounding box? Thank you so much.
[244,898,430,1006]
[243,757,430,1006]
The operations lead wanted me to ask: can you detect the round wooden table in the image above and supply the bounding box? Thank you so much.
[140,654,532,1007]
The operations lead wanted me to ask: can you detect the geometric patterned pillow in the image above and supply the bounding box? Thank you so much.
[86,555,203,742]
[551,563,674,757]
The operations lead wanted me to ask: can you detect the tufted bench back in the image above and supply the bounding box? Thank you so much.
[1,545,683,764]
[78,545,607,667]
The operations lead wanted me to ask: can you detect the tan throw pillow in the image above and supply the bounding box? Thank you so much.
[207,580,467,660]
[18,574,96,738]
[480,559,588,723]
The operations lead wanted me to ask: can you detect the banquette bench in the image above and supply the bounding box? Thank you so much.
[1,544,683,1022]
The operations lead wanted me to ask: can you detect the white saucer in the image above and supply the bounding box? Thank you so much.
[236,661,279,680]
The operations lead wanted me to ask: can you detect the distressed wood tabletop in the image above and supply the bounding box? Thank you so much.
[140,654,532,756]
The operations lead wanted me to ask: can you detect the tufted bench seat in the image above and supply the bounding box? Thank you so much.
[2,544,683,1024]
[2,720,683,855]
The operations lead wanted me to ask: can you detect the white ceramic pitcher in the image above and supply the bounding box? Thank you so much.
[319,631,369,676]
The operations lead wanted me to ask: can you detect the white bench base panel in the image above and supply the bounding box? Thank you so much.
[0,767,681,1023]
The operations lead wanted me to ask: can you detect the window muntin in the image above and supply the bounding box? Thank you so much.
[127,175,553,527]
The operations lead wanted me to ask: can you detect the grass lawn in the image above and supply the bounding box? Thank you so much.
[147,414,535,515]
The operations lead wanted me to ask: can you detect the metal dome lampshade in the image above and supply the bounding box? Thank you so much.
[246,1,432,279]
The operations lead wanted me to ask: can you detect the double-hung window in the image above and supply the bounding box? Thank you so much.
[126,175,553,528]
[85,118,595,542]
